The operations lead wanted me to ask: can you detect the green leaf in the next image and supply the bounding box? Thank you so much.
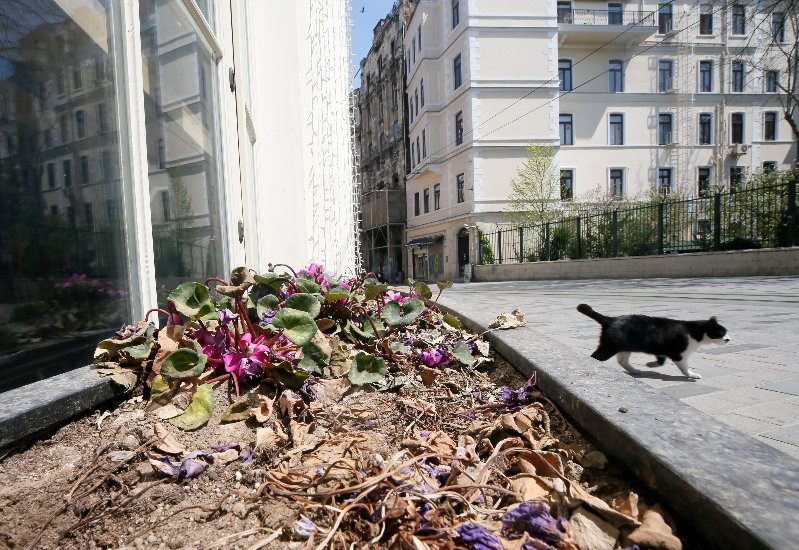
[348,352,388,385]
[360,313,385,338]
[389,342,410,354]
[374,374,410,392]
[436,281,453,290]
[271,308,317,347]
[297,356,322,374]
[160,349,208,380]
[216,297,233,311]
[412,282,433,300]
[302,341,331,365]
[325,285,350,302]
[404,278,416,287]
[253,272,278,285]
[169,384,214,430]
[316,318,336,332]
[256,295,280,321]
[221,396,252,423]
[295,276,321,294]
[195,302,219,321]
[363,283,389,301]
[245,293,257,309]
[450,341,475,367]
[266,361,309,389]
[343,320,375,344]
[442,313,462,329]
[382,298,425,326]
[363,277,380,286]
[168,282,210,317]
[285,294,321,319]
[118,338,155,362]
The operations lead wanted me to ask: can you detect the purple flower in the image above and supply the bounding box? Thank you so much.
[210,444,241,452]
[262,309,278,325]
[496,374,538,411]
[148,454,180,477]
[165,301,183,326]
[456,523,505,550]
[292,516,318,538]
[219,309,239,326]
[419,348,450,367]
[501,501,571,545]
[240,448,254,463]
[178,451,214,481]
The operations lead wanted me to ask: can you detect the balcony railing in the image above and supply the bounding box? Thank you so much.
[557,9,656,26]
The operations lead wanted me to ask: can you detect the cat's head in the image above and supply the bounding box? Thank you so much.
[705,316,731,345]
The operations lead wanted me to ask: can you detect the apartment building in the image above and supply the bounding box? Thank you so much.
[404,0,795,282]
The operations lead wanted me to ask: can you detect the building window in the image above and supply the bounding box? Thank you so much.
[411,39,415,64]
[56,69,65,95]
[63,159,72,188]
[98,103,108,132]
[393,122,399,141]
[73,68,82,90]
[731,61,744,92]
[772,13,785,42]
[559,59,572,91]
[418,24,422,50]
[76,110,86,139]
[557,1,572,23]
[698,167,711,196]
[457,173,465,203]
[60,115,69,143]
[84,202,94,231]
[608,60,624,92]
[608,3,622,25]
[699,61,712,92]
[95,55,105,80]
[559,114,573,145]
[764,112,777,141]
[699,113,712,144]
[80,155,90,184]
[609,114,623,145]
[560,170,573,200]
[658,114,672,145]
[453,54,462,90]
[434,183,441,210]
[765,71,778,93]
[44,129,53,149]
[699,5,713,34]
[730,166,744,190]
[47,163,55,189]
[730,113,744,144]
[610,169,624,196]
[732,5,745,35]
[392,81,397,106]
[416,136,420,164]
[452,0,460,28]
[423,188,430,213]
[420,79,425,107]
[658,60,672,91]
[391,40,396,58]
[763,161,777,174]
[658,168,672,194]
[411,143,416,168]
[379,95,384,119]
[162,190,171,221]
[455,111,464,145]
[414,192,420,216]
[158,139,166,169]
[415,90,419,114]
[422,129,426,157]
[380,134,385,150]
[658,4,672,34]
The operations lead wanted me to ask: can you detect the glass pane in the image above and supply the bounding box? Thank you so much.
[0,0,132,391]
[141,0,226,313]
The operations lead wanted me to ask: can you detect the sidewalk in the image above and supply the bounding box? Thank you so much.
[443,276,799,459]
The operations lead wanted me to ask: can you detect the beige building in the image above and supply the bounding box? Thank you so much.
[403,0,796,282]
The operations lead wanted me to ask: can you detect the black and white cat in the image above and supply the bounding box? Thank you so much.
[577,304,730,379]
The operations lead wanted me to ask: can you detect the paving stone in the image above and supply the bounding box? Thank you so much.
[758,425,799,448]
[713,412,782,435]
[698,344,774,355]
[730,400,799,426]
[659,384,722,400]
[680,394,747,414]
[756,379,799,397]
[754,436,799,459]
[732,369,799,383]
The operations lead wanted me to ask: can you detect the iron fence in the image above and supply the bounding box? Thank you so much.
[557,9,657,26]
[479,181,797,265]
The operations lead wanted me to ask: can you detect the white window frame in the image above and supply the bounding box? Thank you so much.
[697,165,714,196]
[730,111,745,144]
[763,110,778,141]
[698,59,713,92]
[730,60,745,93]
[657,166,674,194]
[608,167,626,197]
[560,167,576,200]
[608,112,625,145]
[697,112,713,145]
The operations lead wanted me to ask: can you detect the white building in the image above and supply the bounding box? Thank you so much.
[403,0,796,282]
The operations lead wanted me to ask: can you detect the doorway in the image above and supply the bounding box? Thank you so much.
[457,229,470,278]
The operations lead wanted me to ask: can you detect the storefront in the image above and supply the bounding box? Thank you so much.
[406,235,444,282]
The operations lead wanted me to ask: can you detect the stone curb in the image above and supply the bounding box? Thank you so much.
[436,296,799,550]
[0,366,124,449]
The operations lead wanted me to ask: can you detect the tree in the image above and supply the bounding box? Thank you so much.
[504,142,562,226]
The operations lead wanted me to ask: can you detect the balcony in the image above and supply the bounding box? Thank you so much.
[558,9,658,46]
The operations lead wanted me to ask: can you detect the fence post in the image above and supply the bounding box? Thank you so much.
[478,231,483,265]
[498,230,503,264]
[788,178,797,248]
[545,223,551,261]
[658,202,664,255]
[519,226,524,262]
[612,211,618,257]
[713,192,722,251]
[576,217,582,259]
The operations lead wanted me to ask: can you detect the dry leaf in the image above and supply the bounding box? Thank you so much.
[614,492,639,521]
[251,394,275,423]
[154,423,187,455]
[419,367,440,387]
[289,420,311,449]
[154,404,184,420]
[279,390,306,418]
[508,475,551,502]
[310,378,351,406]
[488,309,527,330]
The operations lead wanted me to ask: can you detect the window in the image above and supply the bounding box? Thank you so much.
[44,129,53,149]
[415,90,419,114]
[6,135,15,155]
[73,68,82,90]
[393,122,399,141]
[608,60,624,92]
[699,61,712,92]
[420,79,424,107]
[416,136,420,163]
[76,110,86,139]
[699,113,712,144]
[158,139,166,169]
[418,25,422,50]
[63,159,72,188]
[47,163,55,189]
[392,81,397,106]
[95,55,105,80]
[731,61,744,93]
[658,60,672,92]
[423,188,430,213]
[699,5,713,34]
[609,114,623,145]
[411,39,415,64]
[56,69,65,95]
[557,1,572,23]
[414,192,420,215]
[162,191,171,221]
[80,155,90,184]
[698,167,711,196]
[608,3,622,25]
[453,55,462,90]
[455,111,464,145]
[765,71,778,93]
[764,112,777,141]
[98,103,109,132]
[730,113,744,144]
[732,5,745,35]
[560,170,573,200]
[379,95,384,119]
[559,59,572,91]
[411,143,416,168]
[763,161,777,174]
[408,99,413,122]
[730,166,744,190]
[610,169,624,196]
[84,203,94,231]
[434,183,441,210]
[422,129,426,157]
[101,150,113,180]
[60,115,69,143]
[658,4,672,34]
[452,0,460,28]
[658,114,672,144]
[772,13,785,42]
[380,134,385,150]
[391,40,396,58]
[457,173,465,203]
[658,168,672,194]
[559,114,573,145]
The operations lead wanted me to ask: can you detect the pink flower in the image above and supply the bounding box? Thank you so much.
[224,334,268,379]
[385,290,407,304]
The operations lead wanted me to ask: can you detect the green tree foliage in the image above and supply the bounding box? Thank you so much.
[505,143,562,226]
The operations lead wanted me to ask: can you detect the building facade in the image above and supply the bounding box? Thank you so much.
[402,0,796,282]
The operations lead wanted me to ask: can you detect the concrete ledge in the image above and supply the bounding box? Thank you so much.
[475,247,799,281]
[437,296,799,550]
[0,366,123,449]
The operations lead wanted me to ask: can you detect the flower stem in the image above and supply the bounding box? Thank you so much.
[267,330,284,348]
[432,289,444,308]
[206,357,224,365]
[205,277,229,286]
[268,263,298,277]
[236,297,255,335]
[232,372,241,399]
[144,308,169,323]
[206,373,231,384]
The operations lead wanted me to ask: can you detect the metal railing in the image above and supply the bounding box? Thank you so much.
[557,9,657,26]
[479,181,797,265]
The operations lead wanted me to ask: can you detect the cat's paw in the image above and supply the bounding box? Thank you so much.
[686,372,702,379]
[626,368,643,375]
[645,361,661,368]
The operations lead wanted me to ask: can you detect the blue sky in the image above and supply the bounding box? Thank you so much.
[351,0,397,90]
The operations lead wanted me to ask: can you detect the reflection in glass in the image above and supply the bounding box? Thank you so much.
[0,0,131,390]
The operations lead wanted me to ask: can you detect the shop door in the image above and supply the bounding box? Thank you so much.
[458,230,470,277]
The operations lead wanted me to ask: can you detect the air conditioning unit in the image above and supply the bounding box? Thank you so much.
[729,144,749,156]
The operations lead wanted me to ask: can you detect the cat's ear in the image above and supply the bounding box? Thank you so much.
[709,316,718,322]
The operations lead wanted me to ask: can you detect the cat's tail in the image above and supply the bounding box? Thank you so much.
[577,304,607,324]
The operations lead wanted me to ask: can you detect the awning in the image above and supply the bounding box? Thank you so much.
[405,235,443,249]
